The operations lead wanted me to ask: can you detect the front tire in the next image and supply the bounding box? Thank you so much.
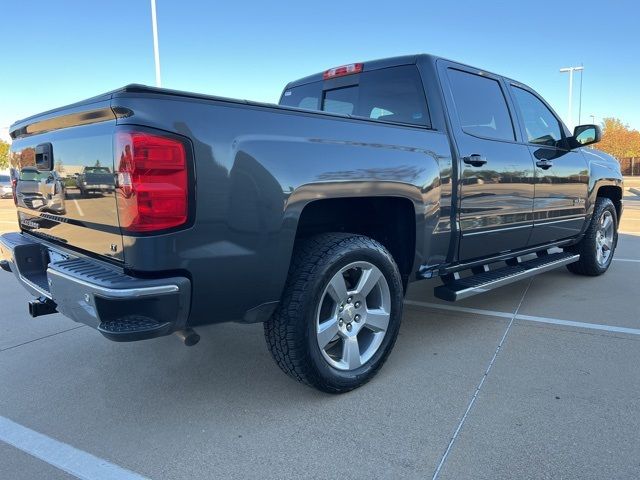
[264,233,404,393]
[566,197,618,276]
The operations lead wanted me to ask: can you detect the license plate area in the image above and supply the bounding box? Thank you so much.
[13,242,51,295]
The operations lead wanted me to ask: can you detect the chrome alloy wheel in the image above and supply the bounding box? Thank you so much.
[595,210,615,267]
[316,261,391,371]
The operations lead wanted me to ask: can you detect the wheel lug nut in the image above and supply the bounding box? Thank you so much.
[355,301,360,308]
[339,319,344,326]
[347,297,352,303]
[339,305,344,312]
[346,324,352,332]
[354,314,360,322]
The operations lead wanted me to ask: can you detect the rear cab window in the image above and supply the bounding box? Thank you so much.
[85,167,112,173]
[280,65,430,127]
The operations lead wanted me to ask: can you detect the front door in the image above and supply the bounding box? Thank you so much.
[508,84,589,245]
[440,63,535,261]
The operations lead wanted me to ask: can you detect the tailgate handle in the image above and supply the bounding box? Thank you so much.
[35,143,53,171]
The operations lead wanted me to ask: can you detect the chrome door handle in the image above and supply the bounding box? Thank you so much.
[536,160,553,170]
[463,154,487,167]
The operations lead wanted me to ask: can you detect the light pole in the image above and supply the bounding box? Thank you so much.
[577,64,584,125]
[590,114,596,125]
[560,65,584,129]
[150,0,162,87]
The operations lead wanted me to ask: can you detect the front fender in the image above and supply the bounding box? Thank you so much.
[587,159,624,216]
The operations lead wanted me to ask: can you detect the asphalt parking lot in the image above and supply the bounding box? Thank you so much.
[0,185,639,480]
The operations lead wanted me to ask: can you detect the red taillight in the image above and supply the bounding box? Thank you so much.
[115,131,188,232]
[323,63,363,80]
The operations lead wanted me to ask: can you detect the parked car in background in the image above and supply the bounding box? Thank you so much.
[15,167,65,214]
[76,166,115,196]
[0,174,13,199]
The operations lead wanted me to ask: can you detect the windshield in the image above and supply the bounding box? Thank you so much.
[19,170,42,181]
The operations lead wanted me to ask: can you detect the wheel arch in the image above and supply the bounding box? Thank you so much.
[596,184,623,223]
[587,159,623,220]
[289,191,421,288]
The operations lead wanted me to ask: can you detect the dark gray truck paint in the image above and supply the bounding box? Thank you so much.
[4,54,623,333]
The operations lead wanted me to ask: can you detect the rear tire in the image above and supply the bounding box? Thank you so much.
[565,197,618,276]
[264,233,403,393]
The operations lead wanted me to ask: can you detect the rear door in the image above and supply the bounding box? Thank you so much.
[439,61,535,261]
[507,84,589,245]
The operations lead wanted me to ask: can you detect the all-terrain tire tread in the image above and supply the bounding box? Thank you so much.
[263,233,400,393]
[566,197,617,276]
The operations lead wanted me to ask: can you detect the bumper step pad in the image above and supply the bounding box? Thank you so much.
[98,315,172,342]
[434,251,579,302]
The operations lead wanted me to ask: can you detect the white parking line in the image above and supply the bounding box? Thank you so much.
[430,282,532,480]
[73,199,85,217]
[405,300,640,336]
[0,416,149,480]
[614,258,640,263]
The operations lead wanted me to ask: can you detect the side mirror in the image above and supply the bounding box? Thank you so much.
[570,124,601,148]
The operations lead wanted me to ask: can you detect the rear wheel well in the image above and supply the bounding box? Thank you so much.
[295,197,416,286]
[596,185,622,221]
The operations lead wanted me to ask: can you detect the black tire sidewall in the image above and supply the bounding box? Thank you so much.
[302,241,403,390]
[570,198,618,275]
[588,200,617,273]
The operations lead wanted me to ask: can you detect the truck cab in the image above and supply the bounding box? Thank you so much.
[279,54,623,281]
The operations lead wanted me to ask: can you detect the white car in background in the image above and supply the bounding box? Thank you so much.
[0,174,13,199]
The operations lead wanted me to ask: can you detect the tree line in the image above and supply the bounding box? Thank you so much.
[596,118,640,160]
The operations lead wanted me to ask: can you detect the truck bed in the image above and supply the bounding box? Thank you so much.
[9,82,453,325]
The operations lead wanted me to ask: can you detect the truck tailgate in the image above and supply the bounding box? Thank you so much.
[9,102,123,262]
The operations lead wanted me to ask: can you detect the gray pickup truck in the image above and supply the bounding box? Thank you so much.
[0,54,623,392]
[75,166,115,197]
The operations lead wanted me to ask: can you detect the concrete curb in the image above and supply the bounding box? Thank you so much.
[630,187,640,197]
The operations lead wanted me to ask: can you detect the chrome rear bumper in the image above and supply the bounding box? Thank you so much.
[0,232,191,341]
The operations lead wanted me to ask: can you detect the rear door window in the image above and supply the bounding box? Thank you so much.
[447,69,515,142]
[280,65,429,127]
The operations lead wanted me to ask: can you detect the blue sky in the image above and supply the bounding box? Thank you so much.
[1,0,639,142]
